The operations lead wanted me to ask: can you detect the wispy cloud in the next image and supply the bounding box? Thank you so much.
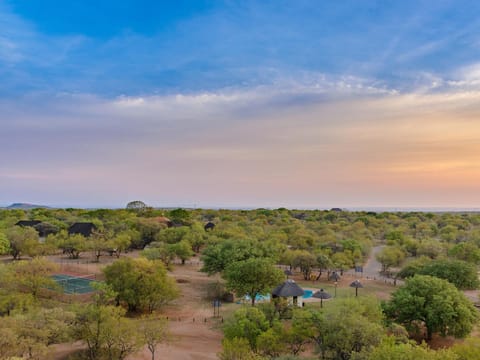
[2,1,480,96]
[2,72,480,207]
[3,1,480,207]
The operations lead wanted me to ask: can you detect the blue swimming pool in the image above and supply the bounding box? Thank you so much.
[245,294,271,302]
[245,289,313,302]
[303,289,313,299]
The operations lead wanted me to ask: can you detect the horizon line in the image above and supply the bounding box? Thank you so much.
[3,202,480,213]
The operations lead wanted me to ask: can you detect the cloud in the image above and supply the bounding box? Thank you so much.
[3,1,480,98]
[3,2,480,207]
[2,72,480,207]
[0,3,86,66]
[447,62,480,90]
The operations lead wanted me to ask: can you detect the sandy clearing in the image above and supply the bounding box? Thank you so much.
[51,254,223,360]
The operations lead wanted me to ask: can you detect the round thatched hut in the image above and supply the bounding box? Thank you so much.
[271,279,304,306]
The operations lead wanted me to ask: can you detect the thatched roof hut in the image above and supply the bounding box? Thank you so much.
[16,220,42,227]
[68,222,96,237]
[272,279,304,297]
[272,279,304,306]
[204,222,215,231]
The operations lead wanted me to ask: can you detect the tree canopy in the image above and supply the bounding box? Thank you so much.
[201,239,268,275]
[103,257,179,312]
[418,259,479,290]
[398,259,479,290]
[366,337,458,360]
[224,258,284,306]
[383,275,478,340]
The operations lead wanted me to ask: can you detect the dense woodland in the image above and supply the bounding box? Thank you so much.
[1,206,480,359]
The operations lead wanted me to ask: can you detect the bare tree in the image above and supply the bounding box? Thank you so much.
[139,316,169,360]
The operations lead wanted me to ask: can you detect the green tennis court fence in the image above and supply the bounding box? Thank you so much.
[51,273,99,294]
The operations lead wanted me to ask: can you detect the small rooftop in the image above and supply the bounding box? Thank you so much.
[68,222,96,237]
[272,279,305,297]
[16,220,42,227]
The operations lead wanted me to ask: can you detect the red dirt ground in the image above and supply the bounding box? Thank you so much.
[49,255,223,360]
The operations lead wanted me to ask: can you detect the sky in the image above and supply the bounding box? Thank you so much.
[2,1,480,209]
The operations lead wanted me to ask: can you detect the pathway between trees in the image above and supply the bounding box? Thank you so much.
[362,245,385,279]
[348,245,403,286]
[361,245,479,303]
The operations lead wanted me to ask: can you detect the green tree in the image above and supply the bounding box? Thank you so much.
[6,226,39,260]
[315,253,333,280]
[331,252,354,275]
[397,257,432,279]
[0,315,50,359]
[21,307,75,346]
[219,337,263,360]
[416,239,443,259]
[320,297,385,359]
[142,243,176,267]
[223,306,270,349]
[0,307,75,359]
[385,230,405,244]
[62,233,89,259]
[168,208,191,225]
[256,326,286,358]
[383,275,478,341]
[185,223,208,253]
[201,239,265,275]
[170,239,194,264]
[103,257,179,312]
[224,258,284,306]
[402,237,419,257]
[366,337,458,360]
[88,229,113,263]
[375,246,405,274]
[12,257,59,299]
[291,250,317,280]
[0,291,33,316]
[417,259,479,290]
[449,242,480,264]
[139,316,169,360]
[284,308,315,355]
[135,218,168,248]
[126,200,147,212]
[0,324,18,359]
[0,232,10,254]
[440,225,458,242]
[154,226,189,244]
[111,231,133,258]
[450,337,480,360]
[74,304,126,360]
[302,297,384,359]
[102,317,142,360]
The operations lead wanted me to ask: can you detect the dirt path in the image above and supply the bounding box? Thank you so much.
[361,246,479,304]
[362,245,385,278]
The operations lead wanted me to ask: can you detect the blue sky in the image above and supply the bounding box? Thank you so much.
[3,0,480,96]
[2,1,480,208]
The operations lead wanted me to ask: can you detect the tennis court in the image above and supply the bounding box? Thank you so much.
[51,273,98,294]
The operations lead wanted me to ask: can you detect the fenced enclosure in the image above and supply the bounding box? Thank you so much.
[51,273,98,294]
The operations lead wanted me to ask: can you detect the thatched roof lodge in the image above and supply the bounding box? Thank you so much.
[272,279,304,305]
[204,222,215,231]
[16,220,57,237]
[16,220,42,228]
[68,222,96,237]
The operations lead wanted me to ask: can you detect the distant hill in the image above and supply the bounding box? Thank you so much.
[6,203,50,210]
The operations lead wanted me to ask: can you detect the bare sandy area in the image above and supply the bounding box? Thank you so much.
[50,254,223,360]
[132,262,223,360]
